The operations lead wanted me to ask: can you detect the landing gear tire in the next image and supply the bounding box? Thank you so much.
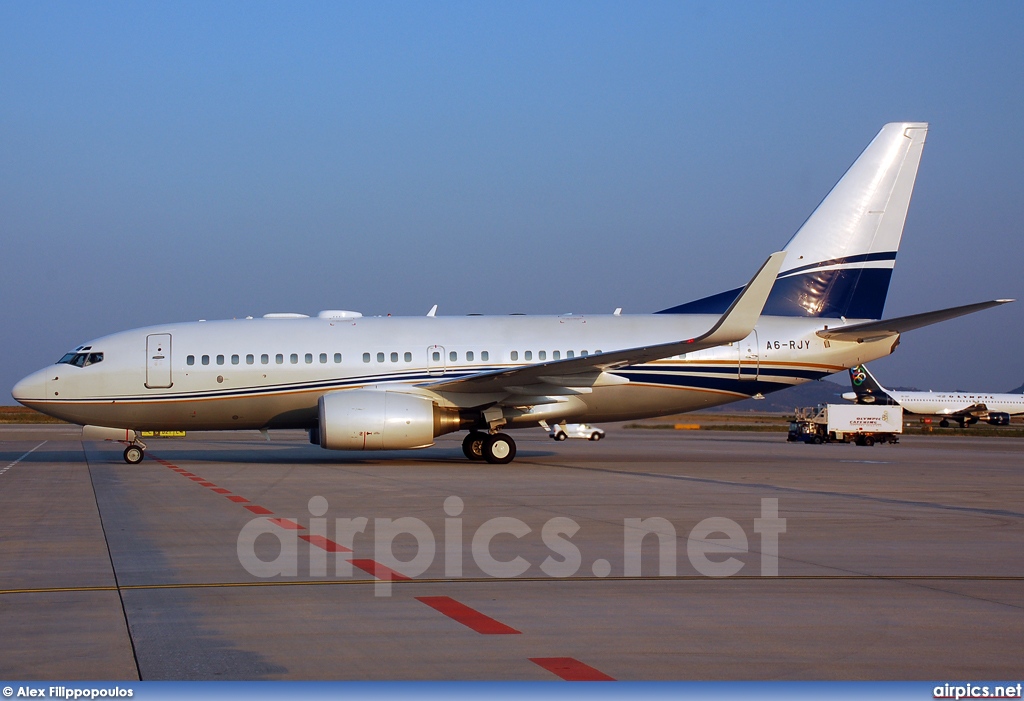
[483,433,516,464]
[123,445,145,464]
[939,419,950,428]
[462,432,488,461]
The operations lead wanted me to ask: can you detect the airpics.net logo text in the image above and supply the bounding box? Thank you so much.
[237,497,786,596]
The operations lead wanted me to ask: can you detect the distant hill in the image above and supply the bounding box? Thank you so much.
[1011,382,1024,394]
[704,378,848,413]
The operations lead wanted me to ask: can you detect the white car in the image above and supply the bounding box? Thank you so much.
[550,423,605,441]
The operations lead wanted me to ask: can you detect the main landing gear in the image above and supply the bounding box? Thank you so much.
[122,440,147,464]
[462,431,517,464]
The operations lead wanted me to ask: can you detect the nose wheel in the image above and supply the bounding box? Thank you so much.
[123,443,145,464]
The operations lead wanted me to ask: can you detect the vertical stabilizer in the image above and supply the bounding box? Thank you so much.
[660,122,928,319]
[847,365,899,405]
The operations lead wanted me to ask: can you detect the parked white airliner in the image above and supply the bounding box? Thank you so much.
[11,123,1013,464]
[843,364,1024,427]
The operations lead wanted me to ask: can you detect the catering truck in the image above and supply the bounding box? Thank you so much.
[788,404,903,446]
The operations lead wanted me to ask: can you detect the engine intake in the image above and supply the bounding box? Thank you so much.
[317,390,462,450]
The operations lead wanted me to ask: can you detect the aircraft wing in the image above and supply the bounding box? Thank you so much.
[422,252,785,395]
[947,403,989,418]
[815,299,1014,343]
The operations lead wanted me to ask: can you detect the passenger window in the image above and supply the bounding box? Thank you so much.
[187,355,195,366]
[363,353,371,363]
[261,354,269,364]
[581,350,588,357]
[432,351,440,361]
[524,351,532,361]
[450,351,457,362]
[319,353,327,364]
[539,351,546,360]
[377,352,385,362]
[246,354,254,365]
[390,352,398,363]
[334,353,342,363]
[290,354,298,364]
[276,354,283,364]
[466,351,474,362]
[217,355,225,365]
[510,351,519,361]
[231,354,239,365]
[404,352,412,362]
[305,353,313,364]
[481,351,489,361]
[202,355,210,365]
[553,351,560,360]
[567,350,575,359]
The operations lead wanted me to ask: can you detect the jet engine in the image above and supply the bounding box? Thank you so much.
[987,412,1011,426]
[316,389,462,450]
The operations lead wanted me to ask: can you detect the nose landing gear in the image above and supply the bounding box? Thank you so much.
[122,440,146,464]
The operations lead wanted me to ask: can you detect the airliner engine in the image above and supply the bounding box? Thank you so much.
[315,389,462,450]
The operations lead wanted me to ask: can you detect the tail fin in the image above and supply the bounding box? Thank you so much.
[660,122,928,319]
[846,364,899,405]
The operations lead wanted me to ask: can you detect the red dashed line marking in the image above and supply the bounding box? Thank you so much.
[299,535,352,552]
[349,559,410,581]
[268,518,305,529]
[416,596,521,634]
[150,452,619,676]
[529,657,615,681]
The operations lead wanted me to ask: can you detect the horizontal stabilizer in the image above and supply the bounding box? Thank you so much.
[816,299,1014,343]
[427,252,785,394]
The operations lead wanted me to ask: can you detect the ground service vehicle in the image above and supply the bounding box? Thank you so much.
[550,423,605,441]
[789,404,902,446]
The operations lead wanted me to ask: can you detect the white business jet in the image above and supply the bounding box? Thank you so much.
[12,123,1012,464]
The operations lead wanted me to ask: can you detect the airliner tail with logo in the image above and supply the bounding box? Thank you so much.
[12,122,1013,463]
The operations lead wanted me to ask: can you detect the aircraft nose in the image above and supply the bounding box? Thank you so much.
[12,369,47,405]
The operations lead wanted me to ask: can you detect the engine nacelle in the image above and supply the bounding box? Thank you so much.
[987,412,1011,426]
[317,390,460,450]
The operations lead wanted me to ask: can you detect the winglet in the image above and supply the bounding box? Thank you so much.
[691,251,786,347]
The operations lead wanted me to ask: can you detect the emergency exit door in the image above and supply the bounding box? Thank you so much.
[146,334,173,388]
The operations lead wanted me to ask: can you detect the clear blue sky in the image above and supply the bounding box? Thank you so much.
[2,1,1023,399]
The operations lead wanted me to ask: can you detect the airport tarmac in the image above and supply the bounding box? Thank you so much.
[1,424,1022,681]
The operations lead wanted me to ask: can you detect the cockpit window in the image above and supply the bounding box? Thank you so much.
[57,351,103,367]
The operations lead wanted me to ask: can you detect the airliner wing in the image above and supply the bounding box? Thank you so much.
[816,299,1014,343]
[954,404,989,418]
[424,252,785,394]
